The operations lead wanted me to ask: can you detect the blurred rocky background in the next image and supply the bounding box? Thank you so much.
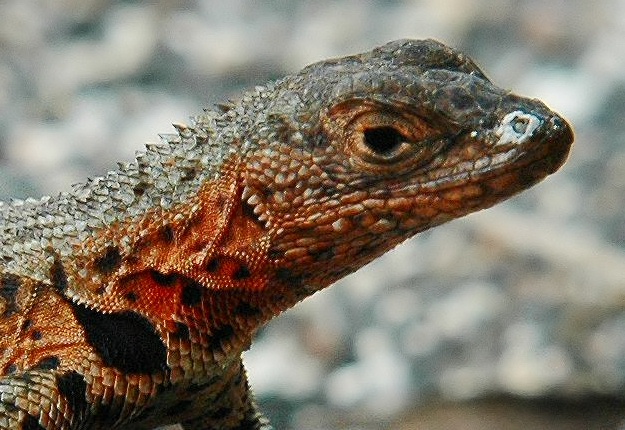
[0,1,623,429]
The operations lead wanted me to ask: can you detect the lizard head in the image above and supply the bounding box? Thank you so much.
[242,39,573,298]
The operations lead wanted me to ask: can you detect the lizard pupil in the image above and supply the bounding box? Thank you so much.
[363,126,405,155]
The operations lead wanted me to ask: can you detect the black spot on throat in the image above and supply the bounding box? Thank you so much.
[206,258,220,272]
[124,291,138,302]
[71,301,168,374]
[20,319,33,332]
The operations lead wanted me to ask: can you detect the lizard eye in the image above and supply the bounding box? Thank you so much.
[325,100,446,172]
[363,126,407,156]
[351,111,440,169]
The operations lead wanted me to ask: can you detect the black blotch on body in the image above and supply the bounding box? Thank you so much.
[160,225,175,243]
[181,167,199,182]
[56,371,89,419]
[13,373,33,384]
[206,258,220,272]
[234,302,261,317]
[31,331,42,341]
[140,405,156,420]
[124,292,138,302]
[234,416,265,430]
[71,302,168,374]
[235,416,261,430]
[181,280,203,307]
[275,268,303,286]
[209,325,235,351]
[1,402,17,413]
[165,399,193,417]
[186,381,212,393]
[310,247,335,262]
[34,356,60,370]
[233,265,251,280]
[241,201,265,228]
[50,255,69,292]
[0,274,21,317]
[443,86,476,112]
[22,415,45,430]
[211,407,231,420]
[20,319,33,332]
[150,270,178,287]
[94,247,122,275]
[173,322,190,341]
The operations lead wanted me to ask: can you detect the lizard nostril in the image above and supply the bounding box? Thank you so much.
[512,116,530,134]
[495,110,541,146]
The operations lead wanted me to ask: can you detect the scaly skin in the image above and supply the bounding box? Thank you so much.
[0,39,572,429]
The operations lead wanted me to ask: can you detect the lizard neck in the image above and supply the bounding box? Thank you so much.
[52,154,297,377]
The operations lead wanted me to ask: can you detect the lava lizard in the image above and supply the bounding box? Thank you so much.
[0,39,573,429]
